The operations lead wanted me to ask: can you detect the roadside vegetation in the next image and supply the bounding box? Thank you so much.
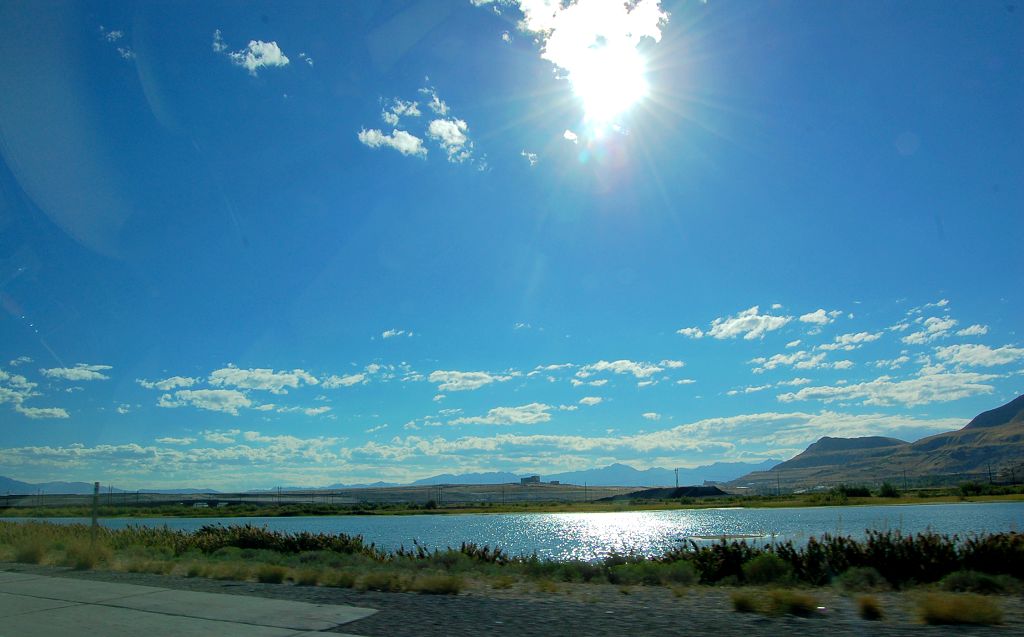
[0,520,1021,616]
[2,482,1023,519]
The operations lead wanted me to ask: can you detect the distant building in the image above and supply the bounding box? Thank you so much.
[520,475,540,485]
[548,480,560,485]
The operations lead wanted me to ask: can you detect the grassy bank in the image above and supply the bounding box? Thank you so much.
[2,487,1022,519]
[2,521,1022,602]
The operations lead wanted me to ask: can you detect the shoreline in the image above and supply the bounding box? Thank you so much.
[3,492,1022,519]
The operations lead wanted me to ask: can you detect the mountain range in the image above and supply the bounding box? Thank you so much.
[731,394,1024,489]
[0,460,779,494]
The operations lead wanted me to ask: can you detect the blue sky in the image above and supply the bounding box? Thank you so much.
[0,0,1021,489]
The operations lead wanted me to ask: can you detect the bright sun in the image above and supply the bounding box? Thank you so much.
[568,43,649,127]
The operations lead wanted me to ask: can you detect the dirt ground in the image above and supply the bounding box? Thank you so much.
[4,562,1022,636]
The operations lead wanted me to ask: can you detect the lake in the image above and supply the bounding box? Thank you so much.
[13,502,1024,561]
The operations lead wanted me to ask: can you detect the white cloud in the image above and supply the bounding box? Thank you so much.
[956,324,989,337]
[358,128,427,157]
[785,340,801,348]
[934,344,1024,368]
[15,405,69,419]
[201,429,241,443]
[365,424,389,434]
[418,86,449,115]
[208,365,317,394]
[579,396,602,406]
[159,390,252,415]
[642,412,661,421]
[221,37,290,76]
[676,327,704,339]
[428,370,514,392]
[515,322,533,330]
[298,52,314,67]
[726,384,771,396]
[777,371,999,407]
[902,316,958,345]
[501,30,512,43]
[873,355,911,370]
[521,150,538,166]
[155,437,195,446]
[777,377,812,387]
[212,29,228,53]
[799,309,841,325]
[322,373,366,388]
[116,404,131,415]
[451,402,553,425]
[136,376,196,391]
[707,306,792,340]
[427,118,473,163]
[817,331,882,351]
[40,363,112,382]
[9,356,32,367]
[675,379,696,385]
[659,359,685,368]
[382,328,413,339]
[576,359,662,379]
[563,129,579,143]
[750,350,851,374]
[276,405,332,416]
[381,98,420,126]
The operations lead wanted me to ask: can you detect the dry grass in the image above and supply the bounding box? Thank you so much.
[765,589,818,617]
[14,538,47,564]
[207,562,251,581]
[918,593,1003,625]
[358,571,405,592]
[256,564,288,584]
[857,595,884,621]
[730,590,758,613]
[535,579,558,593]
[323,571,357,588]
[292,568,322,586]
[409,574,463,595]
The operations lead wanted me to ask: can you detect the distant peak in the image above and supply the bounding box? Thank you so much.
[963,394,1024,429]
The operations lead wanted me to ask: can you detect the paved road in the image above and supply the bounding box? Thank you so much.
[0,570,374,636]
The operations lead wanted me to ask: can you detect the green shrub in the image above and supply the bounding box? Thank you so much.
[918,593,1003,625]
[14,538,47,564]
[292,568,321,586]
[358,571,405,592]
[208,562,250,581]
[833,485,871,498]
[185,562,204,578]
[730,590,758,613]
[765,589,818,617]
[742,553,791,585]
[256,564,288,583]
[857,595,883,620]
[836,566,890,593]
[63,541,111,570]
[878,482,900,498]
[663,560,699,585]
[324,571,357,588]
[409,574,463,595]
[940,570,1016,595]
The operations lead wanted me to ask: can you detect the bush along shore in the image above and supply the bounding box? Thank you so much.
[1,521,1021,623]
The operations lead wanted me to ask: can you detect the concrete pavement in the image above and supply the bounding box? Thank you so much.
[0,570,374,636]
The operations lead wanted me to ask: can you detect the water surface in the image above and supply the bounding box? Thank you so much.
[15,502,1023,561]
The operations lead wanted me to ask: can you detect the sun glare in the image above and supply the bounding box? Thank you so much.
[569,44,649,127]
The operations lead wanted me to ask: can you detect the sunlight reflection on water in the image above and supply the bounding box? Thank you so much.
[17,502,1024,562]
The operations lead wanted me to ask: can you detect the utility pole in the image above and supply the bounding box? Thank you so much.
[903,470,908,491]
[674,468,679,490]
[988,463,994,485]
[91,482,99,545]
